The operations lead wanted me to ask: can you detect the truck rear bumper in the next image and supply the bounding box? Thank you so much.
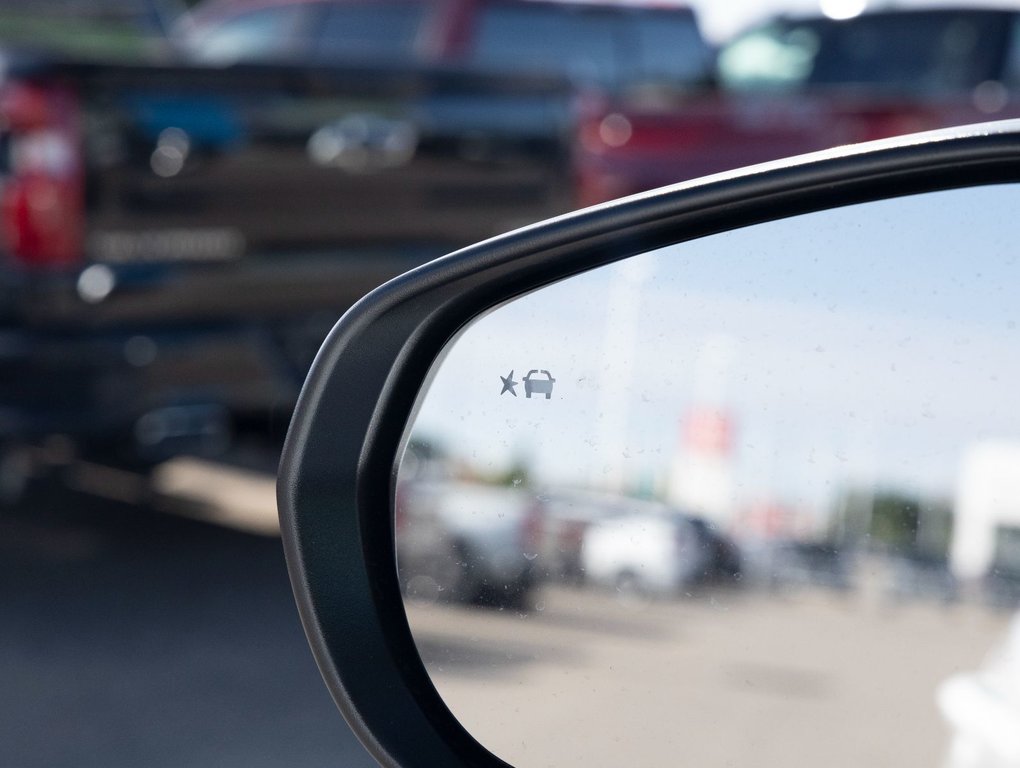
[0,321,319,461]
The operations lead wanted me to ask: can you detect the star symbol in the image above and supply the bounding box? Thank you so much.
[500,370,518,397]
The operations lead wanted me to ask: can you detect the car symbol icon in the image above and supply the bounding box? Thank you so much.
[523,370,555,399]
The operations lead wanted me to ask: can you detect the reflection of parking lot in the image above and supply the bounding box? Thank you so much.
[407,586,1008,768]
[11,459,1013,768]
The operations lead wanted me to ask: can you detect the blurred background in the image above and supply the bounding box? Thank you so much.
[4,0,1020,765]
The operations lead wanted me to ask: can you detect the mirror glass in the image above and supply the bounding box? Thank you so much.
[396,184,1020,768]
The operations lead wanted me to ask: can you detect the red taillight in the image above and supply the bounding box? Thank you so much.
[0,83,83,268]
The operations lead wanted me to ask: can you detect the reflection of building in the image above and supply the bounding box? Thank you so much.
[667,406,735,526]
[952,442,1020,580]
[667,335,738,526]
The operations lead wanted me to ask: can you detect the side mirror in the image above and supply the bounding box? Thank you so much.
[279,120,1020,768]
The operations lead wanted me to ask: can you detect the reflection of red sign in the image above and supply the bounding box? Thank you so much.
[741,502,794,538]
[683,408,733,457]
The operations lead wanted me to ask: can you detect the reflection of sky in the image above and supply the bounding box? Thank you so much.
[408,184,1020,513]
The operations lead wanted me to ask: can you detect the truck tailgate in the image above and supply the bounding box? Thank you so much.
[10,61,575,327]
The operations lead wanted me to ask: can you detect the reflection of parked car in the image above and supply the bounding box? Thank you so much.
[581,508,740,597]
[982,566,1020,610]
[396,481,544,608]
[744,539,855,593]
[536,491,641,584]
[886,553,958,605]
[689,517,742,583]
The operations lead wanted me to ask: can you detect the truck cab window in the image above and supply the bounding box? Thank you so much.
[716,23,819,92]
[1002,16,1020,87]
[316,3,427,62]
[468,5,620,89]
[631,11,714,86]
[808,14,997,92]
[719,12,1005,95]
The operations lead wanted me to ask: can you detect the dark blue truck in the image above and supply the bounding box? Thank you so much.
[0,1,578,484]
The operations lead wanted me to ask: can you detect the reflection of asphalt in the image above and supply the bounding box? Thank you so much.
[1,484,376,768]
[407,583,1010,767]
[412,632,575,680]
[721,661,834,699]
[515,596,672,641]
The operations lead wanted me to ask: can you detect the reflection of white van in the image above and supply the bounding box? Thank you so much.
[953,442,1020,582]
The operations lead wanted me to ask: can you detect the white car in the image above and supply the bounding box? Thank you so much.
[581,509,718,596]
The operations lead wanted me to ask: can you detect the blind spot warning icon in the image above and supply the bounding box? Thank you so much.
[523,370,555,399]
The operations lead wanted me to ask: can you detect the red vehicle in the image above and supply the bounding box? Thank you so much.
[577,8,1020,204]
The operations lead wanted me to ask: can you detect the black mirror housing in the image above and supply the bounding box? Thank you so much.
[278,119,1020,768]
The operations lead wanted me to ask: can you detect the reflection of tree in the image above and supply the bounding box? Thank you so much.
[870,492,920,553]
[832,486,953,556]
[405,434,535,488]
[490,457,531,488]
[401,436,450,481]
[915,498,953,556]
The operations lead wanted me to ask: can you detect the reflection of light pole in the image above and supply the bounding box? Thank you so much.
[592,258,652,492]
[668,334,737,525]
[842,418,878,545]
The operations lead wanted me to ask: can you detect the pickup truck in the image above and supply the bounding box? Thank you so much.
[183,0,714,95]
[0,8,577,482]
[577,7,1020,203]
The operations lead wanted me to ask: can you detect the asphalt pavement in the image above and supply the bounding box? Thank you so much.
[1,482,377,768]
